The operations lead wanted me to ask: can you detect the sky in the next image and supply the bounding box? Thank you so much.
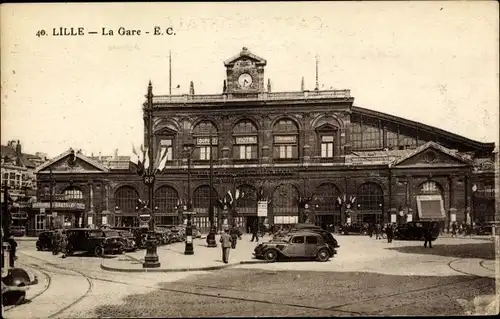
[1,2,498,158]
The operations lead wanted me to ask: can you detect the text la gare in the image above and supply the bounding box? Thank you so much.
[102,27,142,36]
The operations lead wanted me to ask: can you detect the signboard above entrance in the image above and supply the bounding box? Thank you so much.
[32,202,85,210]
[257,201,268,217]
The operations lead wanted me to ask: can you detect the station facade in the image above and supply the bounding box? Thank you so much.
[33,47,497,234]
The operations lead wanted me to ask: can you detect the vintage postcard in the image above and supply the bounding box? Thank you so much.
[1,1,498,318]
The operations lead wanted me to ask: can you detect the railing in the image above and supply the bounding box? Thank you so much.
[152,89,351,104]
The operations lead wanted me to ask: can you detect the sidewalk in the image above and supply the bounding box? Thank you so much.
[100,233,269,273]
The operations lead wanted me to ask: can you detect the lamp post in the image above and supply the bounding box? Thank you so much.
[48,167,56,230]
[138,81,161,268]
[182,142,195,255]
[207,134,217,247]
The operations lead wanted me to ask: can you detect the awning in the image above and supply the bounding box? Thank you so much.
[416,195,445,219]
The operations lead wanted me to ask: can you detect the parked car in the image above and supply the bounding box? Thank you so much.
[35,231,56,251]
[394,221,440,241]
[253,231,336,262]
[65,228,124,257]
[474,221,500,235]
[115,230,137,252]
[288,228,340,252]
[9,226,26,237]
[338,223,367,235]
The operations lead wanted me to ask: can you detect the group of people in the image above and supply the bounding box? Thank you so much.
[450,221,473,238]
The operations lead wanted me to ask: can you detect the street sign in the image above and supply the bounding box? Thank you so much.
[257,201,267,217]
[138,207,152,223]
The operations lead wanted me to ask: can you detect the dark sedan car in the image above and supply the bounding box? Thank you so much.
[65,228,124,257]
[36,231,56,251]
[394,221,440,241]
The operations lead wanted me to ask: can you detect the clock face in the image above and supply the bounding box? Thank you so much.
[238,73,253,88]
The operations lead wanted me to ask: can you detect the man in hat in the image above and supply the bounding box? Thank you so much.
[229,224,242,249]
[220,228,232,263]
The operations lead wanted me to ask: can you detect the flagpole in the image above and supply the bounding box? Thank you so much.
[169,50,172,97]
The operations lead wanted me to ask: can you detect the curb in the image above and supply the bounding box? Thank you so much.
[100,259,269,273]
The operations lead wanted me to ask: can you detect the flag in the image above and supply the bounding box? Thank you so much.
[337,197,342,205]
[235,189,240,200]
[156,148,169,171]
[227,190,233,204]
[153,148,162,171]
[137,159,144,176]
[130,154,139,165]
[144,148,150,171]
[132,144,138,156]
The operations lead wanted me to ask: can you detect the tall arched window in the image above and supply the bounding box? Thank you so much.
[273,119,299,160]
[154,186,179,215]
[192,121,218,161]
[63,187,83,202]
[193,185,219,215]
[233,120,258,160]
[314,183,341,214]
[272,184,299,224]
[236,184,258,215]
[357,182,384,212]
[114,186,139,213]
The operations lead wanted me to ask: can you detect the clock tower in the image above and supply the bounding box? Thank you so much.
[224,47,267,95]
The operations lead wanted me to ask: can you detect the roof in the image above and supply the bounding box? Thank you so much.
[1,145,39,169]
[389,141,472,167]
[352,106,495,152]
[224,47,267,67]
[35,149,110,173]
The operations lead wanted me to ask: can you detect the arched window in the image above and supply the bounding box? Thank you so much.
[114,186,139,213]
[192,121,218,161]
[63,187,83,202]
[193,185,219,215]
[357,182,384,211]
[154,186,178,215]
[273,119,299,160]
[314,183,341,214]
[272,184,299,215]
[236,184,258,215]
[233,120,258,160]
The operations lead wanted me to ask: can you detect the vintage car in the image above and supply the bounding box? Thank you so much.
[35,231,56,251]
[9,226,26,237]
[113,230,137,252]
[65,228,124,257]
[253,231,336,262]
[394,221,440,241]
[474,221,500,235]
[338,223,368,235]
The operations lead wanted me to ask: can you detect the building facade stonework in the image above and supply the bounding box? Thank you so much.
[32,48,497,234]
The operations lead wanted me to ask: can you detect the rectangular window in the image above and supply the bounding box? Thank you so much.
[321,142,334,158]
[159,139,173,161]
[306,236,318,244]
[199,146,212,160]
[35,215,45,230]
[238,145,254,160]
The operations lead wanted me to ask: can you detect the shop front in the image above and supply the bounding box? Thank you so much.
[30,201,86,235]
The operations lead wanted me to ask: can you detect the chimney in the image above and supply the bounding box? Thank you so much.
[301,77,305,91]
[223,80,227,93]
[99,152,102,161]
[267,79,272,93]
[15,140,21,157]
[114,149,118,159]
[189,81,195,95]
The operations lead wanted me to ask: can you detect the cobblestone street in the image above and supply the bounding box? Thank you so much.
[4,235,498,318]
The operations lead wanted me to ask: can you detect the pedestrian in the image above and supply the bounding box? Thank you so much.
[451,222,457,238]
[423,224,433,248]
[60,230,68,258]
[386,223,394,243]
[8,235,17,267]
[220,228,232,263]
[229,224,241,249]
[368,223,373,238]
[375,223,382,239]
[250,222,259,242]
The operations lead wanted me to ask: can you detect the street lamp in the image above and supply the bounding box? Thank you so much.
[182,142,196,255]
[137,81,161,268]
[48,167,56,230]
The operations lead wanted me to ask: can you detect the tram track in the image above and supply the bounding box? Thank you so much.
[13,253,495,318]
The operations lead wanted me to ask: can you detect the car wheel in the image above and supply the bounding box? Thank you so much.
[316,248,330,262]
[36,244,41,251]
[94,245,104,257]
[264,249,278,262]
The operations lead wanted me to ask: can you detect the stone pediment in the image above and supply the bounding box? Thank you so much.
[224,47,267,67]
[35,149,109,173]
[389,142,471,168]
